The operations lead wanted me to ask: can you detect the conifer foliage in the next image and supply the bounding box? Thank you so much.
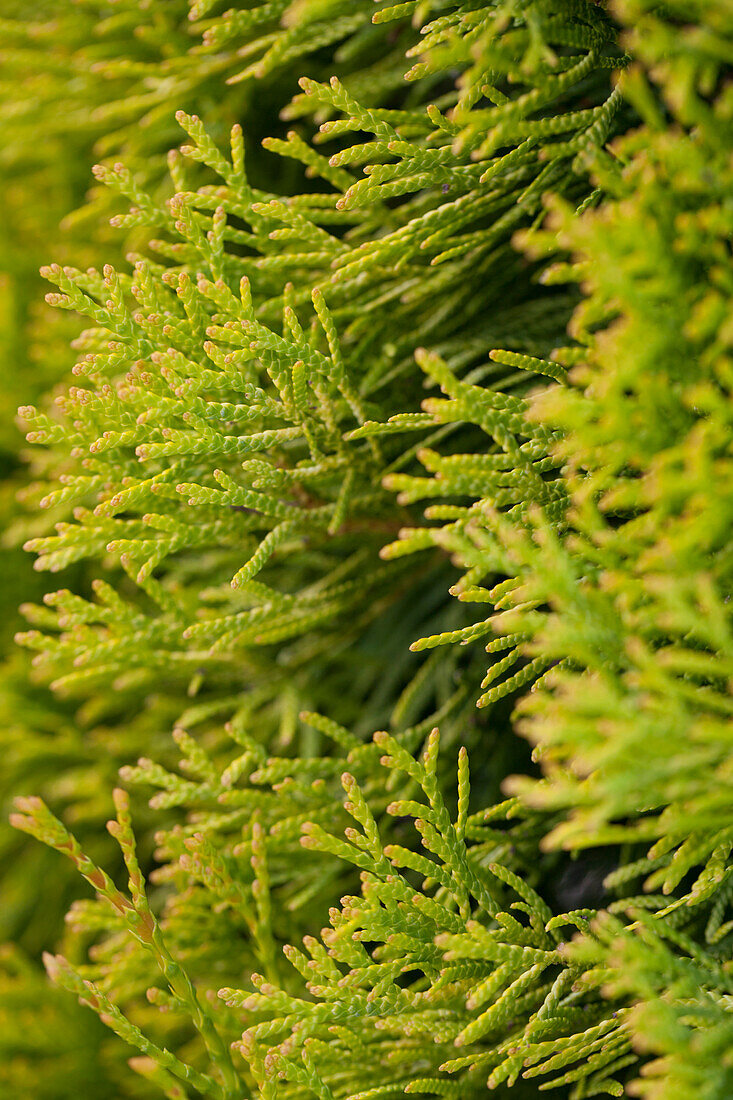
[2,1,732,1098]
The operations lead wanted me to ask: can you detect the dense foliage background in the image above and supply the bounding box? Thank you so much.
[0,2,731,1098]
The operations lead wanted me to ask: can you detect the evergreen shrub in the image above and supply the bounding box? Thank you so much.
[1,1,731,1097]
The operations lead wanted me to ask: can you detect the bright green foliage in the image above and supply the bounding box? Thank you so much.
[0,0,425,1020]
[2,1,732,1098]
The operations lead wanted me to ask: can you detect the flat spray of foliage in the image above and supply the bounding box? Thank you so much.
[1,1,731,1098]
